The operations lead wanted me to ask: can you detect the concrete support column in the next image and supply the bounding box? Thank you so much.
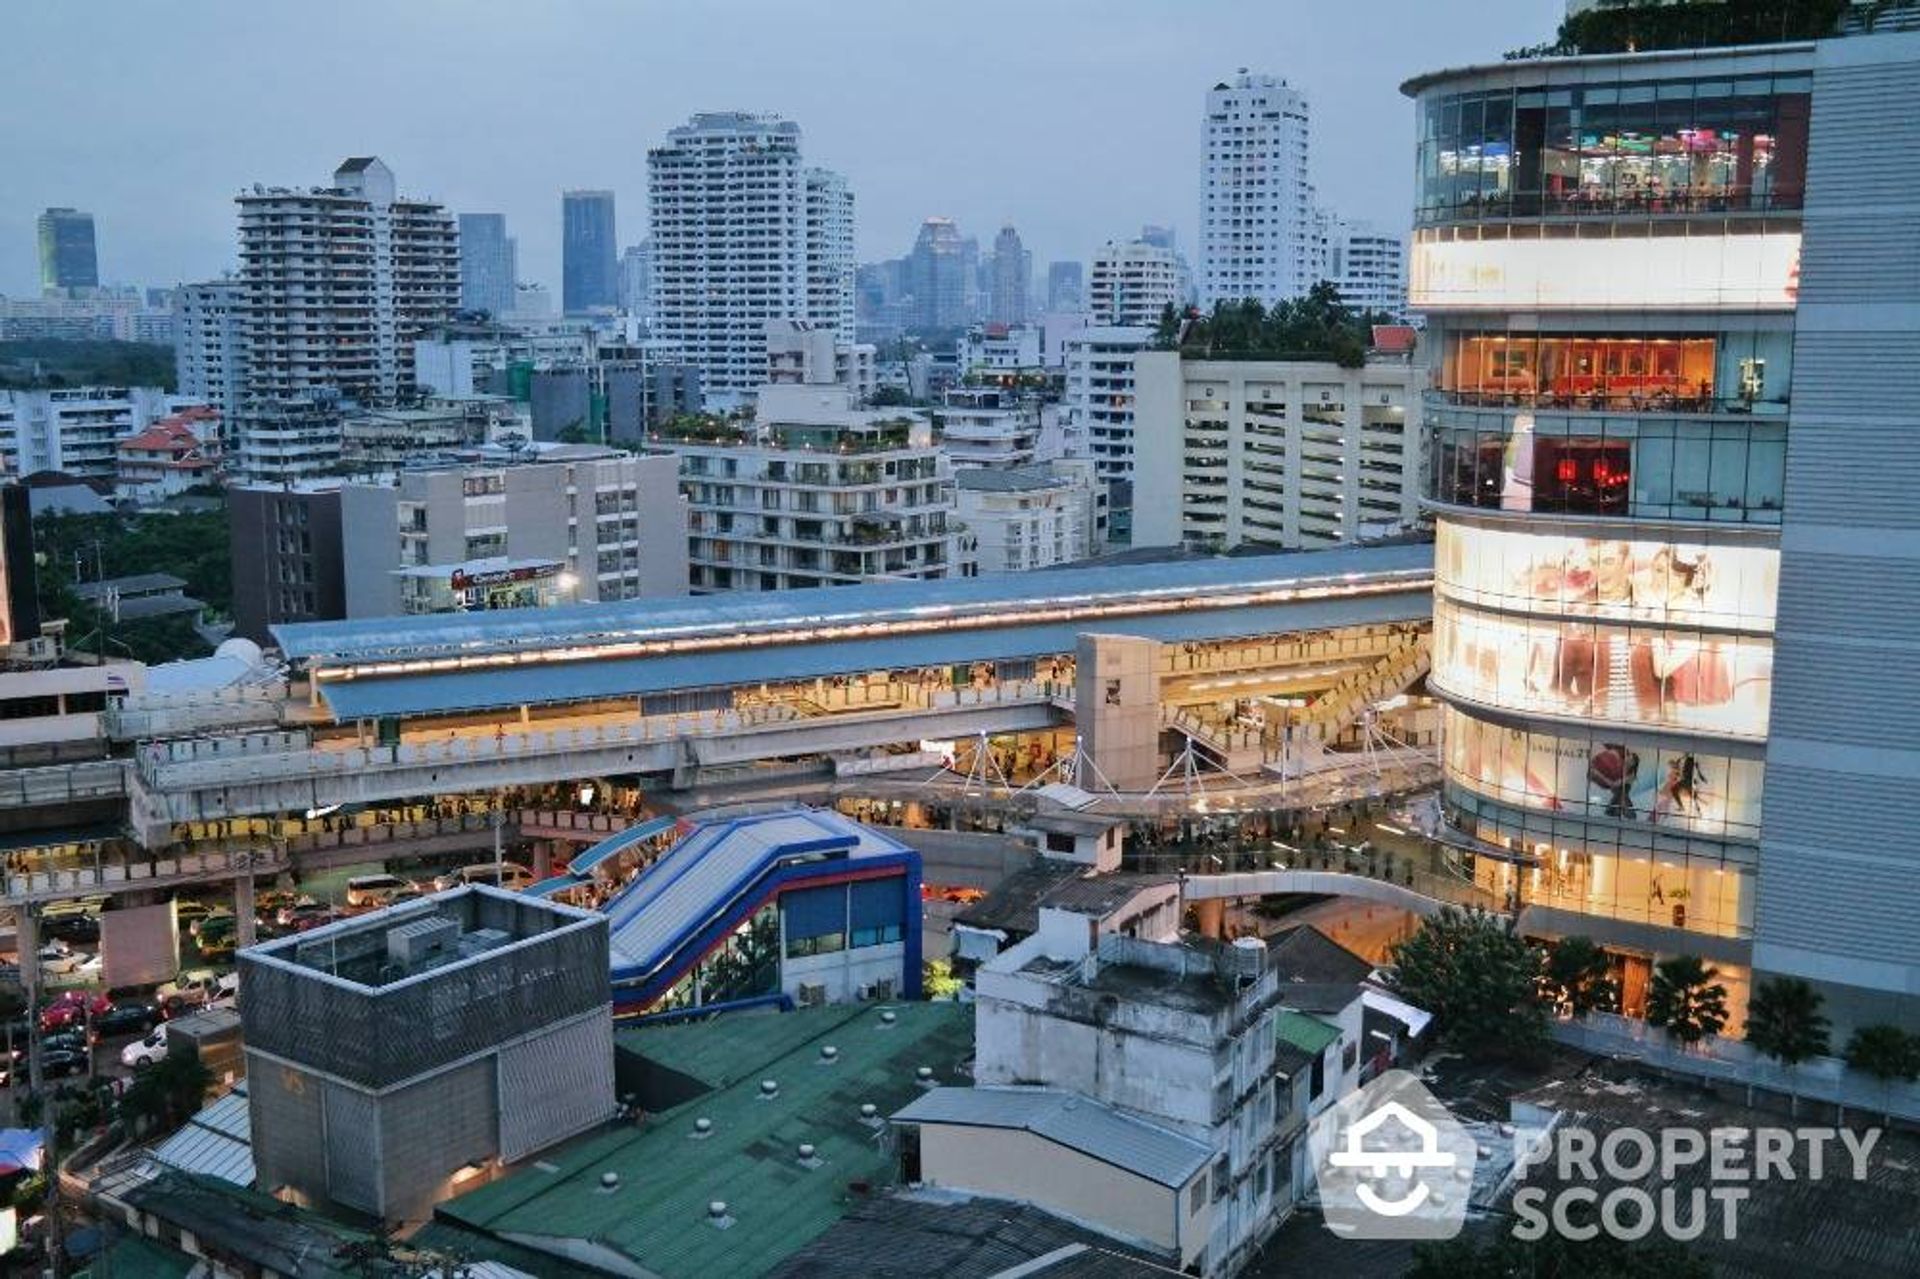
[234,872,257,947]
[1192,898,1227,940]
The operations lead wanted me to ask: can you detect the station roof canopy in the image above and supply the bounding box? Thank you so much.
[275,542,1432,722]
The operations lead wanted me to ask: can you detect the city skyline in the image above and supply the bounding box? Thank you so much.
[0,0,1562,297]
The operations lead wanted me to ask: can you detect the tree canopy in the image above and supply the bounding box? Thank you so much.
[1386,907,1548,1063]
[1152,282,1384,368]
[1646,955,1730,1045]
[0,339,177,392]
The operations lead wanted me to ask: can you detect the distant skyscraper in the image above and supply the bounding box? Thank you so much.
[618,241,653,320]
[987,224,1031,326]
[562,190,618,314]
[903,217,978,332]
[1325,219,1406,317]
[173,279,245,428]
[1199,71,1316,308]
[648,112,853,401]
[806,169,856,340]
[37,208,98,294]
[1139,224,1176,252]
[458,213,516,317]
[235,157,457,480]
[1047,261,1084,312]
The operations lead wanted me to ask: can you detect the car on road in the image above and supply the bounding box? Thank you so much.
[43,912,101,944]
[190,908,235,941]
[121,1025,173,1069]
[41,1050,89,1079]
[94,1002,158,1038]
[274,896,321,927]
[38,991,111,1033]
[173,900,217,930]
[42,1031,89,1057]
[157,969,236,1005]
[432,862,534,892]
[346,874,418,908]
[289,905,345,933]
[35,943,80,976]
[72,953,104,982]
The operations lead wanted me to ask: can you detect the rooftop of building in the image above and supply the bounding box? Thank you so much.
[1005,932,1268,1018]
[957,864,1173,938]
[241,883,601,992]
[953,464,1077,494]
[766,1192,1169,1279]
[118,1171,380,1279]
[74,572,189,600]
[894,1086,1210,1189]
[438,1001,975,1279]
[1400,36,1819,97]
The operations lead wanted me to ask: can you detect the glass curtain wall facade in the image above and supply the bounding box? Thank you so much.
[1406,43,1813,975]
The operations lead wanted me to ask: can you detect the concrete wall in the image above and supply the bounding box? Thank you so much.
[341,484,402,619]
[915,1121,1199,1265]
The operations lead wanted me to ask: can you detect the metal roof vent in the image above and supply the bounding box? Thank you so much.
[878,1010,898,1028]
[859,1102,879,1124]
[708,1200,734,1230]
[597,1171,620,1193]
[915,1065,936,1088]
[797,1142,821,1168]
[690,1116,713,1140]
[758,1078,779,1100]
[819,1044,839,1064]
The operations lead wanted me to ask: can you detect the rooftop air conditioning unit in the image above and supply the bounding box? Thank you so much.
[387,916,459,970]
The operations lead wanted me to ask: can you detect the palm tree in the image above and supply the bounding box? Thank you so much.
[1645,954,1728,1047]
[1744,977,1829,1115]
[1844,1024,1920,1126]
[1539,936,1620,1017]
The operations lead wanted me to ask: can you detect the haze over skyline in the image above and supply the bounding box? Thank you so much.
[2,0,1563,297]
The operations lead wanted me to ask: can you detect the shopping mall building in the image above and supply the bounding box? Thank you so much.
[1406,29,1920,1025]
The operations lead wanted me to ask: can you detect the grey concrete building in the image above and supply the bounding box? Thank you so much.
[229,483,346,643]
[340,445,687,617]
[239,886,614,1223]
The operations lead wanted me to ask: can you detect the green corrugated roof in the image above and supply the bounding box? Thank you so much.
[616,1004,859,1092]
[1275,1009,1341,1055]
[441,1002,974,1279]
[76,1235,196,1279]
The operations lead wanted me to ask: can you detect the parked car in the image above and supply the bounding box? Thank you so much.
[42,1031,89,1057]
[346,874,418,908]
[121,1025,173,1069]
[94,1002,158,1038]
[432,862,534,892]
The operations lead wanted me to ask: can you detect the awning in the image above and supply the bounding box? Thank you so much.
[526,875,587,899]
[1362,987,1434,1038]
[568,815,677,876]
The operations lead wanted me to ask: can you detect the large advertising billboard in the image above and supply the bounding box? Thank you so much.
[1435,522,1778,633]
[1443,706,1763,839]
[1432,597,1773,739]
[1410,228,1800,311]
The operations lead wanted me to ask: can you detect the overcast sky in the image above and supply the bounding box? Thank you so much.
[3,0,1563,296]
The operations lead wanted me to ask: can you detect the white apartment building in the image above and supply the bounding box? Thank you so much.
[943,923,1308,1276]
[648,113,854,405]
[1131,352,1422,552]
[765,319,876,403]
[172,279,245,425]
[805,168,856,341]
[1199,71,1317,308]
[1089,241,1182,329]
[1060,326,1152,484]
[955,460,1101,575]
[235,158,457,482]
[1326,219,1407,318]
[956,323,1043,373]
[0,386,201,481]
[936,386,1040,469]
[339,445,686,618]
[235,391,346,483]
[660,381,955,592]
